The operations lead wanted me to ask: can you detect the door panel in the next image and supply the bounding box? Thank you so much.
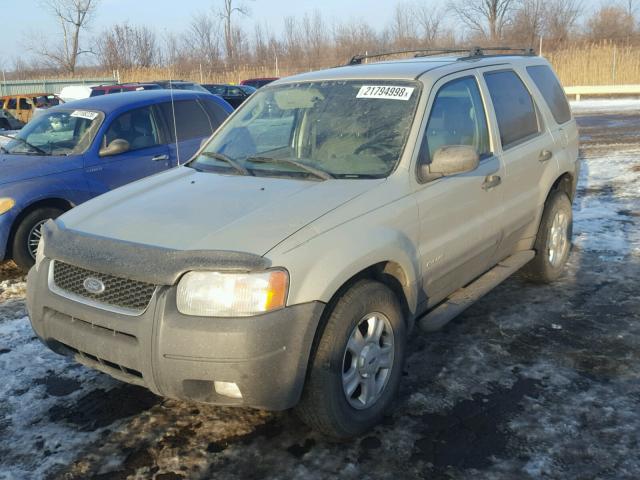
[413,72,505,307]
[84,106,170,193]
[480,68,558,256]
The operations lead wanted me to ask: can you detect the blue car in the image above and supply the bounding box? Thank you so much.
[0,90,232,269]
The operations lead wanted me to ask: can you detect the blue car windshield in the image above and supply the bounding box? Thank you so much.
[3,109,104,156]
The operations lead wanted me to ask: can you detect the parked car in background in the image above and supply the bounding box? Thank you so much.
[0,94,52,123]
[121,83,162,91]
[0,109,24,130]
[59,85,94,103]
[151,80,210,93]
[0,90,232,270]
[240,77,279,89]
[202,84,256,108]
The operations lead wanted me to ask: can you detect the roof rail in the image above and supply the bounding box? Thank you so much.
[347,46,536,65]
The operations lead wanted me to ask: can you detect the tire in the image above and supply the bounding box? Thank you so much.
[521,191,572,283]
[296,280,406,439]
[11,207,63,271]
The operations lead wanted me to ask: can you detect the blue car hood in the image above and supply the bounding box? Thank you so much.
[0,153,82,186]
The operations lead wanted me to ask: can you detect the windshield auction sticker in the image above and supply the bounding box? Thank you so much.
[70,110,99,120]
[356,85,415,100]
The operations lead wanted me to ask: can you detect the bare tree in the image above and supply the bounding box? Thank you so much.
[219,0,251,62]
[34,0,98,74]
[415,3,446,46]
[586,5,636,42]
[389,2,419,49]
[544,0,581,46]
[97,23,158,71]
[506,0,546,47]
[450,0,517,42]
[185,12,222,68]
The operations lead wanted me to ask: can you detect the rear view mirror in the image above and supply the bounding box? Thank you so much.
[99,138,130,157]
[419,145,479,182]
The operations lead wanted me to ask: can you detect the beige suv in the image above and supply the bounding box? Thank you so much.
[27,48,579,438]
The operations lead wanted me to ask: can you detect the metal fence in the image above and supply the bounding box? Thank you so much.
[0,77,116,96]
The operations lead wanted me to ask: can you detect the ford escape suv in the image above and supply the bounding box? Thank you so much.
[27,48,579,438]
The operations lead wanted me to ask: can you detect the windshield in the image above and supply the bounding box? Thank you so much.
[189,80,421,179]
[3,108,103,156]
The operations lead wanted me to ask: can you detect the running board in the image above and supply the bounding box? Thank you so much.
[418,250,535,332]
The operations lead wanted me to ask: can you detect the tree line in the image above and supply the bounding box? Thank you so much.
[8,0,640,77]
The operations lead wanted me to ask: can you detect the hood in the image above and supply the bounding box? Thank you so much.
[58,167,384,256]
[0,153,81,186]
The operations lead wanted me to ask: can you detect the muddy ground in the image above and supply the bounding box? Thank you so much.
[1,104,639,479]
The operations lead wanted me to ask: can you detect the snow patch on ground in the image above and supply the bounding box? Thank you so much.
[573,149,640,257]
[0,315,118,479]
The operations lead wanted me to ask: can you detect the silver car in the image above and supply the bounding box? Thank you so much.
[27,49,579,438]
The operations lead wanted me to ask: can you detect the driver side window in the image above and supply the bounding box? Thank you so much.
[422,76,490,164]
[104,106,161,152]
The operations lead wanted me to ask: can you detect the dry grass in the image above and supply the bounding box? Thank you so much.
[547,42,640,86]
[10,43,640,87]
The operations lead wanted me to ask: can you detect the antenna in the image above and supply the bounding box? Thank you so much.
[168,71,180,165]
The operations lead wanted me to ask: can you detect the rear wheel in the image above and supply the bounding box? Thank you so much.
[11,207,63,271]
[522,191,572,283]
[296,280,406,439]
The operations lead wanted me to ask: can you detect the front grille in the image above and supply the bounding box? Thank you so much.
[52,261,156,313]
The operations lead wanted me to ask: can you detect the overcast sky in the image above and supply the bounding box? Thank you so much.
[1,0,602,70]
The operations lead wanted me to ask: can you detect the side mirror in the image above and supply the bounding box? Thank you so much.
[418,145,479,182]
[99,138,130,157]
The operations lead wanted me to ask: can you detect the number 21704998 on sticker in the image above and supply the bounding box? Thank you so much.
[356,85,415,101]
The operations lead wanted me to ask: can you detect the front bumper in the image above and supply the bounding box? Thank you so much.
[27,259,324,410]
[0,212,13,260]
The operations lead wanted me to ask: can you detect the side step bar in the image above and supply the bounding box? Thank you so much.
[418,250,535,332]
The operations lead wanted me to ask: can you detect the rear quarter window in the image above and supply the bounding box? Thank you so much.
[526,65,571,124]
[159,100,216,141]
[484,70,540,149]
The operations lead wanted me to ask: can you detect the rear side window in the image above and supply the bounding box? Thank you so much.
[91,89,105,96]
[7,99,17,109]
[159,100,215,141]
[484,70,540,149]
[201,99,229,126]
[423,76,491,163]
[526,65,571,124]
[19,98,31,110]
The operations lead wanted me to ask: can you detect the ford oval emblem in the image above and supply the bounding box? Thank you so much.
[83,277,105,295]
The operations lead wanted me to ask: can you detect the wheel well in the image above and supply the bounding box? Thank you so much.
[550,172,575,202]
[5,198,73,257]
[303,261,412,385]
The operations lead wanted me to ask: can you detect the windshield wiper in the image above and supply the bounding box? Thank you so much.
[245,156,334,181]
[0,133,47,155]
[198,151,251,176]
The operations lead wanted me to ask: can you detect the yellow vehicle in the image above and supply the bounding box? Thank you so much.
[0,94,61,123]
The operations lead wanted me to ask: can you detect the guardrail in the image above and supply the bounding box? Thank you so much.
[0,78,116,96]
[565,85,640,101]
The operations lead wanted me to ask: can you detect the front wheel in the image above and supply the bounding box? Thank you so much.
[296,280,406,439]
[11,207,63,271]
[522,191,573,283]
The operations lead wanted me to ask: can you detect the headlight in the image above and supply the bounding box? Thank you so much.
[0,198,15,215]
[176,270,289,317]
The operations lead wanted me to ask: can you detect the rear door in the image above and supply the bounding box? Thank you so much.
[413,71,506,306]
[478,67,558,257]
[159,98,227,164]
[84,105,170,191]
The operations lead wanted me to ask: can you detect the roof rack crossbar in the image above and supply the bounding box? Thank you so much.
[347,46,536,65]
[348,48,471,65]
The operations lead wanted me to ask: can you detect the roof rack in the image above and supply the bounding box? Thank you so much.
[347,46,535,65]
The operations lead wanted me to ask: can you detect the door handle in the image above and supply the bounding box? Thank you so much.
[152,154,169,162]
[539,150,553,162]
[482,175,501,191]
